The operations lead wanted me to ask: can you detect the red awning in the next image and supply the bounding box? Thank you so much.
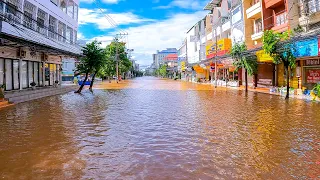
[164,54,178,61]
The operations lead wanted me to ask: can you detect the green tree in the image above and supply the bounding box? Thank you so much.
[105,38,131,81]
[230,42,258,92]
[159,65,167,77]
[262,30,296,99]
[75,41,104,93]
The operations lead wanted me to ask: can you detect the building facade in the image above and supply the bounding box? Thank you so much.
[0,0,80,91]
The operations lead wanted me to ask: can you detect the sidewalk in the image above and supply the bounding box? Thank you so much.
[182,79,320,102]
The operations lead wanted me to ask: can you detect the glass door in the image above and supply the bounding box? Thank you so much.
[34,62,39,86]
[5,59,12,90]
[28,61,33,87]
[0,59,3,86]
[22,61,28,88]
[39,63,43,86]
[45,63,50,86]
[13,60,19,90]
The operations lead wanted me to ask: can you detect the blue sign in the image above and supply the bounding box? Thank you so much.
[292,38,318,57]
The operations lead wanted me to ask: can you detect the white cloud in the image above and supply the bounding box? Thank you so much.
[86,11,207,66]
[154,0,205,10]
[79,8,154,29]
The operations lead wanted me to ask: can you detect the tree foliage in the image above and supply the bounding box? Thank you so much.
[75,40,105,93]
[230,42,257,92]
[159,65,167,77]
[230,42,257,76]
[262,30,296,99]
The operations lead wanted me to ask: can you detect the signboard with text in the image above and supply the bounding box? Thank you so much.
[306,69,320,84]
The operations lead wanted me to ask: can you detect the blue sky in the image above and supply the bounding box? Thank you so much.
[78,0,208,66]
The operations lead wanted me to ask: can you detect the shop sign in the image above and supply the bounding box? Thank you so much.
[292,38,318,57]
[206,38,232,59]
[306,69,320,83]
[180,61,186,70]
[256,50,273,62]
[304,59,320,66]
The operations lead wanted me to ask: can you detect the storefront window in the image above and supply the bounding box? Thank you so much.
[28,61,33,86]
[22,61,28,88]
[39,63,43,86]
[5,60,12,90]
[34,62,39,86]
[0,59,3,86]
[13,60,19,90]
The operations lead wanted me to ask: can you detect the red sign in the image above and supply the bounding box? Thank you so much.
[306,69,320,83]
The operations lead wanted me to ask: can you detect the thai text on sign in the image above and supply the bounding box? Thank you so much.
[306,69,320,83]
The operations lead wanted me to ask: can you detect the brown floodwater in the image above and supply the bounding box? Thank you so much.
[0,77,319,179]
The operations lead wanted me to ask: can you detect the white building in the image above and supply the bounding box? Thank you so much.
[0,0,80,91]
[186,19,206,65]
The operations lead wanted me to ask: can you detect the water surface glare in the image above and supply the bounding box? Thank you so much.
[0,77,319,179]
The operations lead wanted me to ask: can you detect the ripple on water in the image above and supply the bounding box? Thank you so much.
[0,78,319,179]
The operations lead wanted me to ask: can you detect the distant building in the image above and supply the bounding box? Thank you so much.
[153,48,178,68]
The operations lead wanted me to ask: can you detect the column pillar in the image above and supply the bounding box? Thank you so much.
[19,58,22,90]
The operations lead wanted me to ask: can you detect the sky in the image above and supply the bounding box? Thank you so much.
[78,0,208,66]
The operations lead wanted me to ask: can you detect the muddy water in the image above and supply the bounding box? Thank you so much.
[0,77,319,179]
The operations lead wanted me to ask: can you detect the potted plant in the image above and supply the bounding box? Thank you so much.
[0,84,5,99]
[30,82,36,90]
[54,80,59,87]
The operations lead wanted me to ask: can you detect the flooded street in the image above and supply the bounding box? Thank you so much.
[0,77,319,179]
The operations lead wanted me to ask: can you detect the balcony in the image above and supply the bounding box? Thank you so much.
[246,2,261,19]
[0,2,81,55]
[222,21,231,32]
[265,0,283,9]
[271,12,288,32]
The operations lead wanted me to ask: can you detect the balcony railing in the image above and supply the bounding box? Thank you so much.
[275,12,288,26]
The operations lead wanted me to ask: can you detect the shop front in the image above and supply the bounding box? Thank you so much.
[0,53,61,91]
[256,50,275,88]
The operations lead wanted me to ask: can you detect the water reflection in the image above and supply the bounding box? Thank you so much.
[0,77,319,179]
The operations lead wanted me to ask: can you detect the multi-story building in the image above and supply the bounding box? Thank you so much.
[153,48,178,68]
[0,0,80,91]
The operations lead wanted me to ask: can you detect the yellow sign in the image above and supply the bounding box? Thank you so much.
[181,61,186,70]
[256,50,274,63]
[206,38,232,57]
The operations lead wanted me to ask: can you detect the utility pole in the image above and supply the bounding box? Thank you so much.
[214,29,218,88]
[115,33,128,83]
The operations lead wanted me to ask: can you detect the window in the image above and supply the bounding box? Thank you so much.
[49,16,57,39]
[74,4,78,21]
[254,18,262,34]
[60,0,67,13]
[51,0,58,6]
[67,0,74,18]
[58,22,66,42]
[66,27,73,44]
[37,9,46,35]
[23,1,35,29]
